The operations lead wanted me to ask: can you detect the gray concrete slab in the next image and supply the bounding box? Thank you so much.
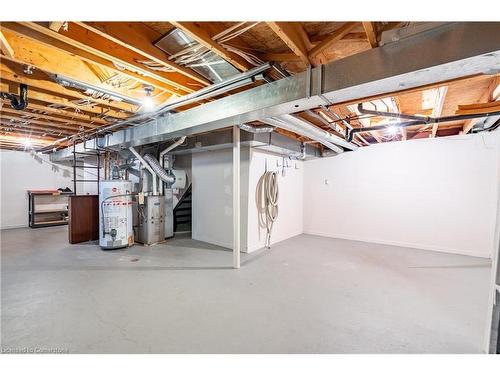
[0,227,491,353]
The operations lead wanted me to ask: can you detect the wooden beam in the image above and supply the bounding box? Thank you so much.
[2,22,185,97]
[77,22,209,87]
[26,22,191,94]
[26,100,107,125]
[362,22,378,48]
[0,81,128,121]
[261,52,300,62]
[266,22,312,65]
[0,113,82,133]
[309,32,367,44]
[0,30,15,58]
[1,106,97,130]
[462,75,500,133]
[308,22,358,62]
[0,119,75,136]
[0,61,136,114]
[0,28,148,112]
[170,22,252,72]
[431,86,448,138]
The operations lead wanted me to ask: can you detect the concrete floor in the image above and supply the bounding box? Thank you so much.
[1,226,492,353]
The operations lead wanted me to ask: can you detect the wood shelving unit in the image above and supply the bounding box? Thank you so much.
[28,190,72,228]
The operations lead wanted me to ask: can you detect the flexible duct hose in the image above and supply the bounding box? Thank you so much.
[258,171,279,249]
[143,154,175,186]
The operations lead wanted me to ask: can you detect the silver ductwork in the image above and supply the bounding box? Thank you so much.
[128,147,158,195]
[262,115,355,154]
[238,123,276,134]
[143,154,176,186]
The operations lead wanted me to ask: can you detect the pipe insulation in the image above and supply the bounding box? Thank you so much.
[257,170,279,249]
[143,154,176,186]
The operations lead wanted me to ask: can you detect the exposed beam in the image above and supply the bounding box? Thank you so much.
[51,23,500,160]
[0,119,75,136]
[266,22,312,65]
[1,22,183,97]
[0,113,82,133]
[0,81,128,121]
[261,52,300,62]
[0,30,15,58]
[25,100,107,125]
[431,86,448,137]
[0,61,136,114]
[26,22,191,94]
[462,75,500,133]
[309,32,368,44]
[308,22,358,63]
[1,106,97,130]
[170,22,252,72]
[362,22,378,48]
[0,29,146,111]
[77,22,210,87]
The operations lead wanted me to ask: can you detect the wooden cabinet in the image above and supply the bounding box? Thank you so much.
[68,195,99,244]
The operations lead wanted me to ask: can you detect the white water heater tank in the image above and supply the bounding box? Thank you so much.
[99,180,134,250]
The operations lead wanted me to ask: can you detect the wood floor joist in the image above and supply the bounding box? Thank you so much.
[170,22,253,72]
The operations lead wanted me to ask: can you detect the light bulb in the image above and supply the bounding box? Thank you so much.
[142,96,155,112]
[387,125,398,135]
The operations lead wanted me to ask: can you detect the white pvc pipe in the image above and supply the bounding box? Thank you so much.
[233,125,241,269]
[129,146,157,195]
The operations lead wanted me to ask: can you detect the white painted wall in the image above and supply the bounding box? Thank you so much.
[0,150,73,229]
[303,132,500,258]
[191,147,303,252]
[246,149,304,252]
[191,148,250,249]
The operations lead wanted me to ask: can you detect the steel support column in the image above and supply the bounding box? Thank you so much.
[233,125,241,269]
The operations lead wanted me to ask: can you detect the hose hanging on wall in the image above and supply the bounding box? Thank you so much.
[257,170,279,249]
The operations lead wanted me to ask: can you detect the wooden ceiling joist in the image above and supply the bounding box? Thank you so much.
[1,23,182,98]
[26,22,195,94]
[1,81,128,121]
[266,22,312,65]
[0,113,84,133]
[0,120,75,137]
[462,75,500,133]
[308,22,358,64]
[362,22,378,48]
[0,62,136,115]
[0,30,15,58]
[170,22,253,72]
[76,22,210,87]
[25,100,107,125]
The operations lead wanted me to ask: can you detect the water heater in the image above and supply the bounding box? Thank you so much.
[99,180,134,250]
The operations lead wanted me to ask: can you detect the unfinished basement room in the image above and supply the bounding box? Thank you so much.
[1,15,500,359]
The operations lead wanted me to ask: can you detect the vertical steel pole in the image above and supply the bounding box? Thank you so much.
[233,125,241,269]
[72,142,77,195]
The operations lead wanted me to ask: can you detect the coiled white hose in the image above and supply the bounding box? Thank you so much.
[258,170,279,248]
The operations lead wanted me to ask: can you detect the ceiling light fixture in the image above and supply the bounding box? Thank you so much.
[142,85,155,112]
